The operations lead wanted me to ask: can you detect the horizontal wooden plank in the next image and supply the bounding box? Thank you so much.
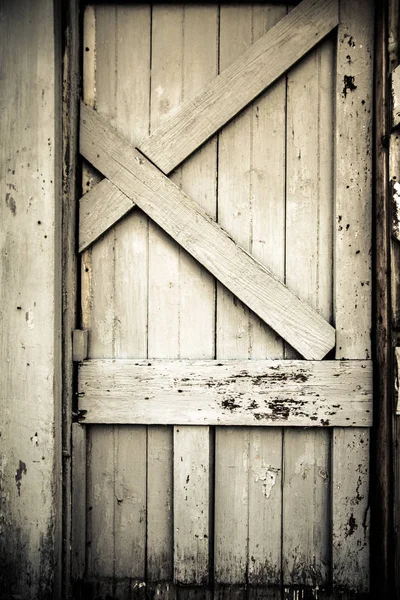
[139,0,338,173]
[78,0,338,251]
[80,103,335,360]
[79,178,134,252]
[78,359,372,427]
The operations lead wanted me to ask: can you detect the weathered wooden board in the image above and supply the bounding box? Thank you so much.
[392,63,400,129]
[75,3,375,597]
[214,7,287,593]
[139,0,338,174]
[78,0,339,253]
[156,5,219,589]
[82,5,150,591]
[282,31,334,592]
[0,1,62,596]
[332,0,374,592]
[79,178,132,252]
[80,104,335,360]
[78,359,372,427]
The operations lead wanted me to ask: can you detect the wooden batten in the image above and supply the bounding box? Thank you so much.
[80,104,335,360]
[78,0,339,252]
[78,359,373,427]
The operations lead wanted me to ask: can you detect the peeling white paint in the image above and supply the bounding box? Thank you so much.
[25,309,34,329]
[393,180,400,241]
[251,460,280,499]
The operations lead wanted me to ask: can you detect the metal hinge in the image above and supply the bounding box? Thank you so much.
[72,329,89,362]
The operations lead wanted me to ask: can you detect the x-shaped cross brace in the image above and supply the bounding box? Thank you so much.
[79,0,338,360]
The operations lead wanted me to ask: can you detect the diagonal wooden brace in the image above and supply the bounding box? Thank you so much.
[80,103,335,360]
[79,0,339,251]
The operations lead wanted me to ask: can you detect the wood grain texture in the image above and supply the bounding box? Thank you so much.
[282,33,334,591]
[392,64,400,129]
[332,0,374,592]
[173,427,210,584]
[138,0,339,174]
[374,1,394,596]
[71,424,86,580]
[82,4,151,587]
[162,5,218,587]
[80,103,335,360]
[78,359,372,427]
[77,0,339,253]
[0,1,62,597]
[247,5,287,591]
[62,0,80,594]
[79,178,133,252]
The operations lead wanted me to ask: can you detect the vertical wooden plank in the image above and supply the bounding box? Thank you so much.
[283,35,334,592]
[147,6,182,587]
[333,0,374,593]
[174,427,210,585]
[85,6,117,582]
[112,5,150,583]
[215,6,254,594]
[87,424,115,578]
[172,5,218,589]
[247,5,287,597]
[71,423,86,582]
[215,5,288,596]
[78,5,96,588]
[84,5,151,589]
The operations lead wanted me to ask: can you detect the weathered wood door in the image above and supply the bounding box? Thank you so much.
[72,1,374,598]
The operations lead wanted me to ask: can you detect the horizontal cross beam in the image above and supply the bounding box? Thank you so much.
[80,103,335,360]
[78,359,373,427]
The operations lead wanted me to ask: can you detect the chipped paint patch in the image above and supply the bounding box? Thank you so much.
[392,180,400,241]
[15,460,27,496]
[251,460,280,498]
[25,309,34,329]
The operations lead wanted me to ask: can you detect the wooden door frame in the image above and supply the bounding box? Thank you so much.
[61,0,396,597]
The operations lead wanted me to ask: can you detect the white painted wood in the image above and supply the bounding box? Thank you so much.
[215,7,287,590]
[82,5,151,586]
[78,359,372,427]
[146,6,181,583]
[333,0,374,592]
[167,5,218,587]
[139,0,339,174]
[0,1,62,596]
[247,5,287,592]
[173,427,210,584]
[79,178,133,252]
[72,329,88,362]
[71,424,86,580]
[392,64,400,129]
[84,8,118,579]
[77,0,339,253]
[80,103,335,360]
[283,35,334,590]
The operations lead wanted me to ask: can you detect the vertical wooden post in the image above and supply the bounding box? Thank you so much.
[0,1,62,597]
[374,0,395,596]
[62,1,80,597]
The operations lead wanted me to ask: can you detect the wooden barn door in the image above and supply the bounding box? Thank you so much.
[71,1,374,598]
